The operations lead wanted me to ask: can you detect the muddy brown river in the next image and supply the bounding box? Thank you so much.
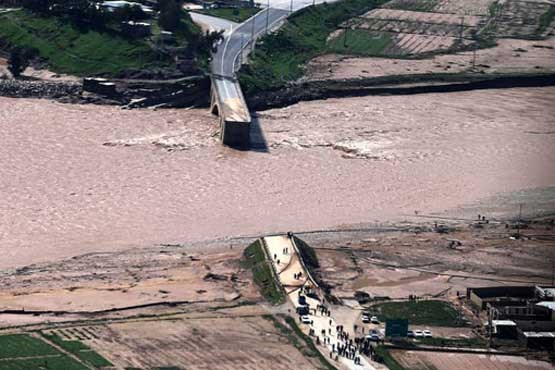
[1,87,554,269]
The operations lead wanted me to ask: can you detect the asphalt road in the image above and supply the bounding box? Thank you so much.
[212,7,290,78]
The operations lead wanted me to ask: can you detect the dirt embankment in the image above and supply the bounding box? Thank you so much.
[246,72,555,111]
[0,56,211,107]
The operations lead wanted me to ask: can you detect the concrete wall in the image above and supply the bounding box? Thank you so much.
[221,120,250,147]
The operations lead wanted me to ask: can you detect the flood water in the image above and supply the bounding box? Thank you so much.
[1,87,554,269]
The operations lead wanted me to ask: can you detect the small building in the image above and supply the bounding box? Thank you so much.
[535,302,555,321]
[121,21,151,38]
[517,321,555,351]
[491,320,518,339]
[467,286,536,310]
[158,31,176,44]
[101,1,154,14]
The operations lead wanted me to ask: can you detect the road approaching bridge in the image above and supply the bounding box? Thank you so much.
[209,7,289,147]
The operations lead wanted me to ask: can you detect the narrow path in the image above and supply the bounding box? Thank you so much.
[263,235,385,370]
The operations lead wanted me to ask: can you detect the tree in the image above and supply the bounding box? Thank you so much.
[8,47,32,78]
[158,0,181,31]
[22,0,50,13]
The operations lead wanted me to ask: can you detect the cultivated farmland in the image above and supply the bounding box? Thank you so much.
[327,0,555,57]
[0,334,90,370]
[391,350,554,370]
[61,317,322,370]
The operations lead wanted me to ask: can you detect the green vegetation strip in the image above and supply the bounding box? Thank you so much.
[264,314,338,370]
[488,1,502,17]
[371,300,466,327]
[419,336,487,348]
[0,10,160,75]
[242,240,285,305]
[292,235,319,271]
[537,5,555,35]
[42,332,112,368]
[0,356,90,370]
[385,0,438,12]
[373,346,405,370]
[0,334,89,370]
[239,0,387,94]
[194,8,260,23]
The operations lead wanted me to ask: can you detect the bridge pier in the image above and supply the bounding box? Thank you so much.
[210,77,252,148]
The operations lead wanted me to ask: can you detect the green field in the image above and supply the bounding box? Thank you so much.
[0,334,58,358]
[0,334,90,370]
[42,333,112,368]
[239,0,387,94]
[371,300,465,327]
[327,30,392,56]
[242,240,285,305]
[195,7,260,23]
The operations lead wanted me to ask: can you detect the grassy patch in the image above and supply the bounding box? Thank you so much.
[292,235,319,270]
[385,0,438,12]
[0,10,162,75]
[194,8,260,23]
[0,356,90,370]
[0,334,59,358]
[373,346,406,370]
[327,30,392,56]
[537,5,555,35]
[371,300,465,327]
[239,0,387,94]
[418,336,487,348]
[42,332,112,368]
[242,240,285,305]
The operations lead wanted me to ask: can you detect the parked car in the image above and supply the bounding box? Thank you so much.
[423,330,433,338]
[413,330,423,338]
[362,314,370,323]
[366,333,381,342]
[296,305,309,315]
[300,315,311,324]
[370,316,380,324]
[407,330,415,338]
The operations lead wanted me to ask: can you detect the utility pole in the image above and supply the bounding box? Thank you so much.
[240,33,244,66]
[266,0,270,34]
[251,14,256,52]
[551,260,554,286]
[459,16,465,42]
[487,304,493,349]
[517,203,521,239]
[290,0,293,13]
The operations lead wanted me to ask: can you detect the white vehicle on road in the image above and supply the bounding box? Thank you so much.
[423,329,433,338]
[413,330,424,338]
[370,316,380,324]
[300,315,311,324]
